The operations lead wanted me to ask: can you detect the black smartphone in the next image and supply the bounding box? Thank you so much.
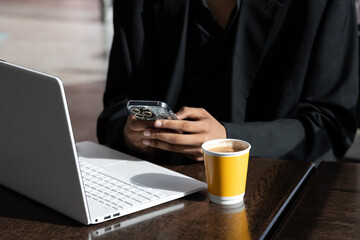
[127,100,177,120]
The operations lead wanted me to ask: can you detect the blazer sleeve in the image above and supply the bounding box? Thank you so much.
[97,0,145,152]
[224,0,359,165]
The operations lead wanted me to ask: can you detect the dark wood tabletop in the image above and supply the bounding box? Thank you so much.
[273,161,360,240]
[0,157,314,240]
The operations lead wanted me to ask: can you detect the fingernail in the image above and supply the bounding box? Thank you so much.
[143,139,150,145]
[143,130,151,136]
[155,120,162,128]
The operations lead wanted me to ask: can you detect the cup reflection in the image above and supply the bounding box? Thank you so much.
[206,202,251,240]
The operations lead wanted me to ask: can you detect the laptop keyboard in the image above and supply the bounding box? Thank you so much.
[79,160,167,210]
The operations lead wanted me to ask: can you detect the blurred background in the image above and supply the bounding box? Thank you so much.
[0,0,113,142]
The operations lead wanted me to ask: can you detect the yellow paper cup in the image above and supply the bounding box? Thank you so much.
[202,139,251,205]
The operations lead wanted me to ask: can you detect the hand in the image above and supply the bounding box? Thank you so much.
[123,114,157,155]
[142,107,226,161]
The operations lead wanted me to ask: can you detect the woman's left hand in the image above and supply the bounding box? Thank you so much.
[142,107,226,161]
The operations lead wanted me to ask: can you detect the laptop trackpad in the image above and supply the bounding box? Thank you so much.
[103,161,203,192]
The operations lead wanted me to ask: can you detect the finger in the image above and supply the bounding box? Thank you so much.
[147,131,207,146]
[154,119,209,133]
[127,131,149,147]
[175,107,208,120]
[127,114,155,131]
[144,139,203,155]
[143,128,179,139]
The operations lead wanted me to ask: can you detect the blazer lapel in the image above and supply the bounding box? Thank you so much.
[231,0,289,122]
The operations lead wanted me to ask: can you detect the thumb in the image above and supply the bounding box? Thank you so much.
[175,107,206,120]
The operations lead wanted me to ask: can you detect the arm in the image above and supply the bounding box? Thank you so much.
[225,0,358,164]
[97,0,146,152]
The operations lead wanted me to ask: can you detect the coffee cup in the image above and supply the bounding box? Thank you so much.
[202,139,251,205]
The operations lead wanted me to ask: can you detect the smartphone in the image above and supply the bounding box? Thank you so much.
[127,100,177,120]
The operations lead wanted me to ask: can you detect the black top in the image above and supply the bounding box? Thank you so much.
[97,0,358,166]
[176,0,241,122]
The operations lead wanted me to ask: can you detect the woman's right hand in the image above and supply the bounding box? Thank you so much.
[123,114,156,155]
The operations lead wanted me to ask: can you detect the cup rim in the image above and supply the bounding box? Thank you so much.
[202,139,251,157]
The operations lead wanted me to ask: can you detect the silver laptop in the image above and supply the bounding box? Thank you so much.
[0,60,207,225]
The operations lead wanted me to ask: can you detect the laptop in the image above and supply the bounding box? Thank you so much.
[0,60,207,225]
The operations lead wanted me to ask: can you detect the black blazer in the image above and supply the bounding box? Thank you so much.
[98,0,359,165]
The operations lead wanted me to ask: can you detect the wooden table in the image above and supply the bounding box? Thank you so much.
[0,157,314,240]
[273,161,360,239]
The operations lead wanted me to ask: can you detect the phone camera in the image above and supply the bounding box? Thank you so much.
[130,107,153,119]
